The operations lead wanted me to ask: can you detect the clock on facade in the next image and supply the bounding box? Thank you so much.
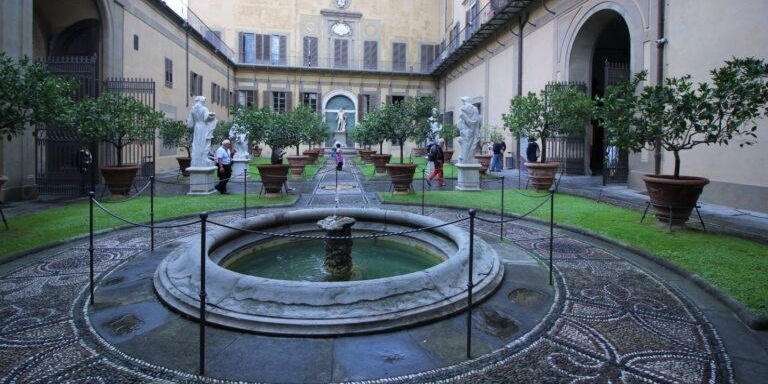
[331,22,352,37]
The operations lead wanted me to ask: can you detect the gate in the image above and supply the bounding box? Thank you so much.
[602,61,630,185]
[543,81,588,175]
[36,55,99,196]
[102,78,156,179]
[35,55,157,196]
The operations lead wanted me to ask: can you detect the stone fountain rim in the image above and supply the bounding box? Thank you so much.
[153,207,504,336]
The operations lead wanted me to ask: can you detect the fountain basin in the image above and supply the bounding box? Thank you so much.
[153,208,504,335]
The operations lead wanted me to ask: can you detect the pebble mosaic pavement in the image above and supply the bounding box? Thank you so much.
[0,203,732,383]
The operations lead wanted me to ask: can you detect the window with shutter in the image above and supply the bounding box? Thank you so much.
[420,44,438,72]
[392,42,406,71]
[364,41,378,70]
[164,58,173,88]
[334,39,349,69]
[304,36,318,67]
[302,92,318,111]
[450,24,460,52]
[241,33,255,63]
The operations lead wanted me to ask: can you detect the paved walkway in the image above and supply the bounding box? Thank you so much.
[0,158,767,383]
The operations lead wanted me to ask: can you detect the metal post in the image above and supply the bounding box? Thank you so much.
[89,191,95,305]
[242,168,247,218]
[199,212,208,376]
[150,176,155,251]
[466,209,476,359]
[421,169,426,216]
[549,187,555,286]
[500,176,505,240]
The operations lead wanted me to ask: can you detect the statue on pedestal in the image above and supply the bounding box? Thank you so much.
[458,96,481,164]
[187,96,217,167]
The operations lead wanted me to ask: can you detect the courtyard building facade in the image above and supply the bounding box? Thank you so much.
[1,0,766,213]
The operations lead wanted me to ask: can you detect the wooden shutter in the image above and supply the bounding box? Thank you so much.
[364,41,378,70]
[304,36,318,67]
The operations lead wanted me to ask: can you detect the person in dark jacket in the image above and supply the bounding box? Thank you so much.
[427,139,445,187]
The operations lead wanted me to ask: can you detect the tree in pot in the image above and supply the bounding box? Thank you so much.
[0,52,76,199]
[381,97,435,193]
[256,109,291,196]
[503,83,593,190]
[354,106,392,175]
[348,118,379,163]
[595,57,768,226]
[295,104,328,163]
[440,122,459,163]
[475,125,504,173]
[158,118,193,177]
[66,92,164,197]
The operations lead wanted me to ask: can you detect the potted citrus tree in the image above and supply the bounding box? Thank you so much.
[67,92,164,197]
[503,83,593,190]
[355,107,391,175]
[595,57,768,226]
[0,52,75,199]
[382,97,435,193]
[158,118,193,176]
[440,122,459,163]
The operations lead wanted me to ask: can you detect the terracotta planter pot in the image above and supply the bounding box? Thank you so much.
[385,163,418,194]
[176,157,191,177]
[100,165,139,197]
[358,149,376,163]
[370,154,392,175]
[474,154,492,174]
[303,149,320,163]
[286,155,309,180]
[256,164,290,196]
[642,174,710,227]
[525,162,560,191]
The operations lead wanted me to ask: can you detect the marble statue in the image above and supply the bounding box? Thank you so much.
[337,109,347,132]
[230,124,250,160]
[187,96,217,167]
[457,96,481,164]
[427,107,442,147]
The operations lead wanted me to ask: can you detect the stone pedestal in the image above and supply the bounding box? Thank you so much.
[186,166,217,195]
[455,163,482,191]
[332,132,347,147]
[231,158,249,181]
[318,216,356,280]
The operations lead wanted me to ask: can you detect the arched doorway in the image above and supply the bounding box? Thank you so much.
[323,92,356,147]
[568,9,630,179]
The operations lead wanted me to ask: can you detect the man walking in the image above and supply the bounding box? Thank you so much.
[427,138,445,187]
[214,139,232,194]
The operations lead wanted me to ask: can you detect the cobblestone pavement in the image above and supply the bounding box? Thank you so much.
[0,159,765,383]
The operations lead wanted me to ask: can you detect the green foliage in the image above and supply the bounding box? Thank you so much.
[595,57,768,178]
[357,96,436,162]
[232,105,272,148]
[441,123,460,146]
[293,104,328,149]
[65,92,164,166]
[0,52,77,140]
[158,119,192,157]
[503,84,593,162]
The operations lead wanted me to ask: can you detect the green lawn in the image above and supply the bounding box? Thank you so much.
[381,190,768,317]
[1,167,765,318]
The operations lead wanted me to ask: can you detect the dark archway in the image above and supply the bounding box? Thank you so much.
[590,15,630,174]
[50,19,100,57]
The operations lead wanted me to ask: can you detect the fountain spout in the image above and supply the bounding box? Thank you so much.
[317,216,356,279]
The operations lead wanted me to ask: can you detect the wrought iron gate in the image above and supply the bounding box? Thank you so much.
[36,56,98,196]
[602,61,630,185]
[543,81,588,175]
[35,55,157,196]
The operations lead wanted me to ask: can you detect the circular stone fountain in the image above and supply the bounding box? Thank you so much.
[153,208,504,336]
